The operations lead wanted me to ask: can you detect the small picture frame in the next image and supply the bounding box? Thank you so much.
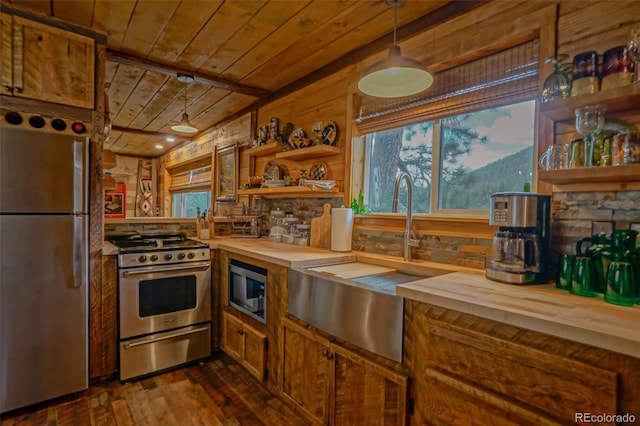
[592,220,614,235]
[104,183,126,218]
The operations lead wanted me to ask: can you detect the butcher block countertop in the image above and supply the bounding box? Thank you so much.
[397,272,640,359]
[214,238,356,268]
[104,237,639,358]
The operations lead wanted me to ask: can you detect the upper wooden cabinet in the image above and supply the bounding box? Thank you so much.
[0,13,95,109]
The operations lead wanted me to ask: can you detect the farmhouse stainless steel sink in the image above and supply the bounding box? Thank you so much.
[287,263,427,362]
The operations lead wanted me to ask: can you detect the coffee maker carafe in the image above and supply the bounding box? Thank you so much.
[486,192,550,284]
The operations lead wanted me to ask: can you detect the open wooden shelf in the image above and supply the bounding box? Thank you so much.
[237,186,342,199]
[540,84,640,121]
[275,144,340,161]
[247,141,282,157]
[538,164,640,184]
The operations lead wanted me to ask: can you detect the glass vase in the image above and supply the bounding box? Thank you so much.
[541,54,571,103]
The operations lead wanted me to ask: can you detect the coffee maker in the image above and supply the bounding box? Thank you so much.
[486,192,550,284]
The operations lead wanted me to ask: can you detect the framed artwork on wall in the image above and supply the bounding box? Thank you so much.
[215,144,238,200]
[105,183,126,218]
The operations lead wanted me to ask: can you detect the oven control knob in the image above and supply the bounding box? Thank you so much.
[187,252,196,259]
[150,254,159,262]
[177,252,186,260]
[164,253,173,261]
[138,255,147,263]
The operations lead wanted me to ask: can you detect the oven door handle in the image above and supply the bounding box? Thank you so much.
[123,325,210,349]
[122,262,210,276]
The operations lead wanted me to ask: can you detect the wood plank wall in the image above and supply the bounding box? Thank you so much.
[162,1,639,266]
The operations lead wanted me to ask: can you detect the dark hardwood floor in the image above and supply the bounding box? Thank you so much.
[1,352,309,425]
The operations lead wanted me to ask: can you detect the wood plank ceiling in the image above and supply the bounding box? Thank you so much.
[5,0,480,158]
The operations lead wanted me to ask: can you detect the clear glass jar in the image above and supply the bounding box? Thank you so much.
[295,222,310,246]
[269,209,285,242]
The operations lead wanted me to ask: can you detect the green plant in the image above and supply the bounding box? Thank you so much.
[351,189,370,215]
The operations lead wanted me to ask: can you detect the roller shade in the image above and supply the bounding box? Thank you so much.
[169,165,212,192]
[355,39,539,133]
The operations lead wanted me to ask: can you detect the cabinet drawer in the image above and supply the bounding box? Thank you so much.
[422,322,617,421]
[416,368,561,426]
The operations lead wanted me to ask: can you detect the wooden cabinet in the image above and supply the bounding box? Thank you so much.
[404,300,639,425]
[221,311,267,381]
[281,318,408,426]
[0,13,95,108]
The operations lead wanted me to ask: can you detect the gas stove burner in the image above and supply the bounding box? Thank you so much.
[110,233,208,255]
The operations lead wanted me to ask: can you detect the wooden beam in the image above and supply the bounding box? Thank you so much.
[106,49,272,99]
[197,0,487,135]
[111,125,184,140]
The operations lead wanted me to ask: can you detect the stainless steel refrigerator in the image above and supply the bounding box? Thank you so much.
[0,126,88,413]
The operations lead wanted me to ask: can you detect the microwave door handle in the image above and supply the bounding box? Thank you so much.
[123,263,210,276]
[123,326,210,349]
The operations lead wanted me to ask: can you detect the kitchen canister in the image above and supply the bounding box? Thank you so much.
[571,51,599,96]
[601,45,633,90]
[331,207,354,252]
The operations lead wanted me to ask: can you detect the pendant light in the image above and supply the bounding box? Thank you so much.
[171,73,198,133]
[357,0,433,98]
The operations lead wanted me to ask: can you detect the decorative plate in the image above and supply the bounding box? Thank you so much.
[322,121,338,145]
[288,128,306,149]
[263,160,281,180]
[309,162,328,180]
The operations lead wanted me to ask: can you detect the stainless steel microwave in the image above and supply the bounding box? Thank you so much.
[228,259,267,323]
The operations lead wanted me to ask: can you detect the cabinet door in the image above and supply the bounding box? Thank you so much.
[221,312,243,362]
[11,16,94,108]
[280,319,331,425]
[241,321,266,381]
[332,344,408,426]
[0,13,12,92]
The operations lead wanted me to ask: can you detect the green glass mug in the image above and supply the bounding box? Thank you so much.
[604,261,637,307]
[570,256,599,297]
[556,254,574,291]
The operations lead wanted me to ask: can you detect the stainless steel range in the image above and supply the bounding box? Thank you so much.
[110,233,211,381]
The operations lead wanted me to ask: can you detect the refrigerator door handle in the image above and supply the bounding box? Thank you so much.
[73,216,86,288]
[73,139,86,213]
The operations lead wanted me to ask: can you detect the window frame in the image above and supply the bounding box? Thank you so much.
[360,98,537,220]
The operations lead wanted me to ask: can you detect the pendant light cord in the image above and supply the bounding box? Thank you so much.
[184,83,188,113]
[393,1,397,45]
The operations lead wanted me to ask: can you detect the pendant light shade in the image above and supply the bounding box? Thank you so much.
[358,0,433,98]
[171,74,198,133]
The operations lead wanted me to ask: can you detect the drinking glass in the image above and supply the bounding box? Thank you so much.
[556,254,574,290]
[539,144,569,170]
[570,256,599,297]
[628,27,640,83]
[604,261,636,306]
[575,105,607,167]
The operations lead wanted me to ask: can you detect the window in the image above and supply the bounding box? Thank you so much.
[168,159,212,218]
[172,191,212,217]
[356,40,539,216]
[363,100,534,214]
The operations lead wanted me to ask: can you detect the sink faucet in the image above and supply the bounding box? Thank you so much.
[392,173,420,262]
